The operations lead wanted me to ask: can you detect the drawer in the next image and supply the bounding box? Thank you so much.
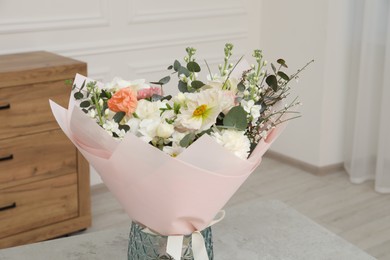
[0,80,71,140]
[0,129,76,187]
[0,173,78,239]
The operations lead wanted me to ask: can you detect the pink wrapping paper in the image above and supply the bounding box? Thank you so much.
[49,74,285,236]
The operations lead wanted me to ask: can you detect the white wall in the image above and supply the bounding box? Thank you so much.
[0,0,261,185]
[260,0,355,167]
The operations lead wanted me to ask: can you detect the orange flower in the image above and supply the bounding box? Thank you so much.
[108,87,138,115]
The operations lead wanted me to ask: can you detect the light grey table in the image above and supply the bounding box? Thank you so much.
[0,200,375,260]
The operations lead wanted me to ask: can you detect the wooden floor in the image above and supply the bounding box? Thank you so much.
[87,156,390,259]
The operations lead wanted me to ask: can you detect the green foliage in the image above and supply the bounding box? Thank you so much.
[277,71,290,81]
[187,61,201,73]
[80,100,91,108]
[266,75,278,92]
[191,80,205,89]
[74,92,84,100]
[113,111,126,123]
[223,106,248,131]
[151,76,171,85]
[178,66,190,77]
[180,132,196,147]
[173,60,181,72]
[237,82,246,92]
[277,58,288,68]
[178,80,188,92]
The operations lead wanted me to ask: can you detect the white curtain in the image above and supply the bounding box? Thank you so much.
[344,0,390,193]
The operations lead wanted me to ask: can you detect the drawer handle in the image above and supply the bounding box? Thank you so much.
[0,202,16,212]
[0,103,10,110]
[0,154,13,161]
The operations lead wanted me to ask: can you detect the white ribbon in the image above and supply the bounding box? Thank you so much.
[142,210,225,260]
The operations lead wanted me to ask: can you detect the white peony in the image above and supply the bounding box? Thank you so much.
[210,129,251,159]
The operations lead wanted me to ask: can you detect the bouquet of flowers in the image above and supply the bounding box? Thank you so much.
[50,44,311,259]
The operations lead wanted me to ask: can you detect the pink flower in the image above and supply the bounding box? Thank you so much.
[108,87,138,115]
[137,86,162,100]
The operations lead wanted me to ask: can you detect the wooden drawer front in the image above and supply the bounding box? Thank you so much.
[0,80,70,140]
[0,173,78,240]
[0,129,76,186]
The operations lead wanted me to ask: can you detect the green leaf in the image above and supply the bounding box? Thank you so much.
[178,66,190,77]
[151,94,163,101]
[179,132,195,147]
[159,76,170,85]
[161,95,172,101]
[178,80,188,92]
[277,71,290,81]
[277,58,288,68]
[80,100,91,108]
[100,90,111,99]
[223,106,248,131]
[271,63,277,74]
[237,82,246,92]
[174,60,181,72]
[79,80,86,91]
[187,61,201,72]
[82,108,88,114]
[118,124,130,132]
[191,80,205,89]
[113,111,126,123]
[174,103,181,114]
[74,92,84,100]
[266,75,278,91]
[167,65,173,70]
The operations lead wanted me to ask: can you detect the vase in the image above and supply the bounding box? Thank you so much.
[127,222,214,260]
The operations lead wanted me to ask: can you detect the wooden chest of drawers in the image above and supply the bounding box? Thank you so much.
[0,51,91,248]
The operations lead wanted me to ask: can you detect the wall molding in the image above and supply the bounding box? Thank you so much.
[130,55,245,76]
[0,30,247,58]
[0,0,109,34]
[128,2,246,23]
[61,30,248,57]
[265,150,345,176]
[87,67,111,82]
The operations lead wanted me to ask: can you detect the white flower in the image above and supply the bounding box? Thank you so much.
[135,99,165,120]
[105,77,149,92]
[204,76,239,94]
[127,117,140,135]
[176,89,221,132]
[211,129,251,159]
[156,122,174,139]
[241,99,261,123]
[87,109,96,119]
[163,144,185,157]
[138,118,160,143]
[102,120,126,139]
